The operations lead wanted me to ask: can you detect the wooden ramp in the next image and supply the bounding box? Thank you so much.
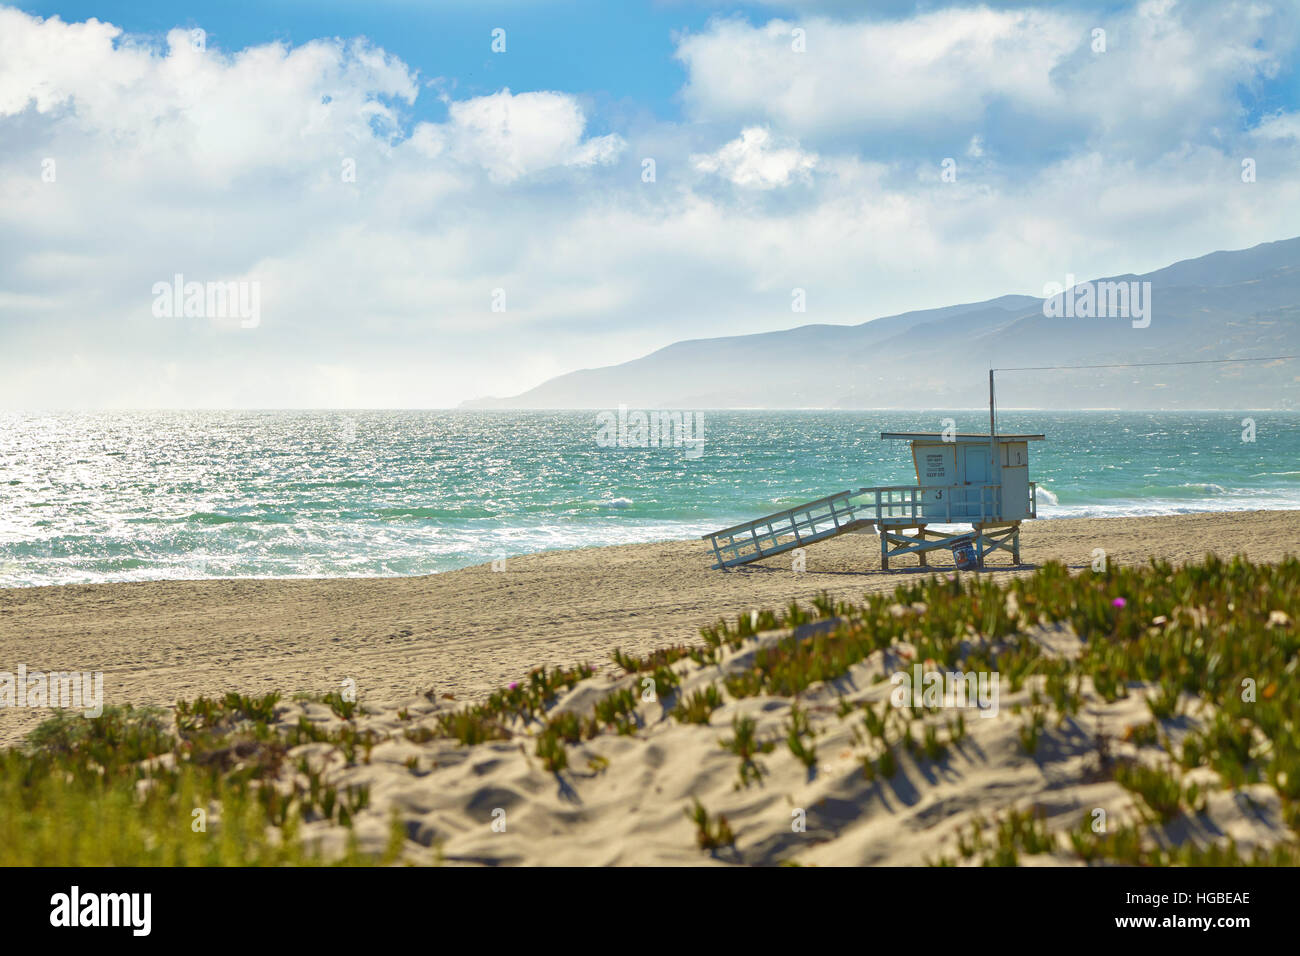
[702,490,875,569]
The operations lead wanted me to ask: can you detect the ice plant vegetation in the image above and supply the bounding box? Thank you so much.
[1,554,1296,865]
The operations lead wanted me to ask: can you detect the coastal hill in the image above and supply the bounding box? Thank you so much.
[463,236,1300,410]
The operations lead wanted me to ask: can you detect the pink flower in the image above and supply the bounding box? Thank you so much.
[508,682,518,690]
[1112,598,1127,608]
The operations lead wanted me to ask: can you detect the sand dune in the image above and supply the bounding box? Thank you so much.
[1,509,1297,749]
[261,617,1291,866]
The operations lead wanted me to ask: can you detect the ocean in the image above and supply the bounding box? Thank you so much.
[1,409,1297,587]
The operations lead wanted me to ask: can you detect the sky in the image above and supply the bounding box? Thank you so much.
[1,0,1298,408]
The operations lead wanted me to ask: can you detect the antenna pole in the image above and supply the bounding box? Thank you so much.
[989,368,998,510]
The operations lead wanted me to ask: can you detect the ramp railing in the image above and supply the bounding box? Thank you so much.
[702,490,869,569]
[703,482,1039,570]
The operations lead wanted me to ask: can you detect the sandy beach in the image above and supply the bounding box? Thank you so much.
[1,509,1297,749]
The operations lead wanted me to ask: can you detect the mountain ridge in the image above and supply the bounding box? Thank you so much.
[463,236,1300,410]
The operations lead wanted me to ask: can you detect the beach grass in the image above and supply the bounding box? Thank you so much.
[2,552,1297,865]
[0,693,403,865]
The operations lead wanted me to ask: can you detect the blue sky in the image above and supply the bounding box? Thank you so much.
[16,0,819,128]
[18,1,698,122]
[2,0,1299,407]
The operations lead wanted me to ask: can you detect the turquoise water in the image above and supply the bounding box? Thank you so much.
[1,410,1297,587]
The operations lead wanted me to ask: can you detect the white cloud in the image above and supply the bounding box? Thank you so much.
[411,89,625,183]
[675,10,1080,137]
[1252,111,1300,142]
[0,12,419,186]
[674,3,1299,158]
[693,127,817,188]
[0,5,1298,409]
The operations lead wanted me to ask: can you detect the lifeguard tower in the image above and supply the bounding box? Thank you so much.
[703,431,1043,571]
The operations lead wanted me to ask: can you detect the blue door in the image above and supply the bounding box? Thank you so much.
[959,444,992,517]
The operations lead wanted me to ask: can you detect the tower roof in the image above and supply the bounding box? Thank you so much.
[880,432,1045,443]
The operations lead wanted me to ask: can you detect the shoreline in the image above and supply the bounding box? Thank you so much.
[4,503,1300,591]
[1,508,1297,747]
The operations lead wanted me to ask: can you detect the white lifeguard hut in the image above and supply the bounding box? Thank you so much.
[868,432,1042,569]
[703,429,1043,571]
